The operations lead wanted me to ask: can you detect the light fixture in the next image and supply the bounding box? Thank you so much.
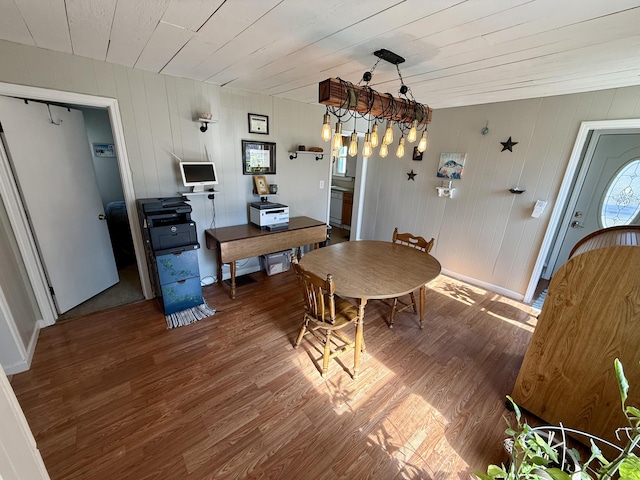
[417,131,428,152]
[362,132,373,158]
[318,49,432,159]
[371,122,379,147]
[332,122,343,151]
[379,142,389,158]
[396,136,405,158]
[383,120,394,146]
[321,111,332,142]
[348,130,358,157]
[407,120,418,143]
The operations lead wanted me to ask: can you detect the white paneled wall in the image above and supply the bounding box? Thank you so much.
[362,88,640,297]
[0,40,329,283]
[2,38,640,300]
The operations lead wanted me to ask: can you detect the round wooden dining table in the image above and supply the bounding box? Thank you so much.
[299,240,441,378]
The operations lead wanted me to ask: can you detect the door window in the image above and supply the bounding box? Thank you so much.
[332,139,348,177]
[600,159,640,227]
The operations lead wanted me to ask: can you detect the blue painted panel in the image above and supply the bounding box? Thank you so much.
[160,276,203,315]
[156,250,199,285]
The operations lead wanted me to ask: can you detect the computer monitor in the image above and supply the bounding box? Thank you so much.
[179,161,218,192]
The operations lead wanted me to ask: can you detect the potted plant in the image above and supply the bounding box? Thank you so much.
[476,359,640,480]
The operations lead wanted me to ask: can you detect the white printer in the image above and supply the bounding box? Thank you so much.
[249,201,289,229]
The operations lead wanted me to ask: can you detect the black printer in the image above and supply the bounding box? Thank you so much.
[137,197,198,253]
[136,197,203,315]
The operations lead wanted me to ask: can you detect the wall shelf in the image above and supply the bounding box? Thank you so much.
[179,190,221,199]
[196,117,217,132]
[436,187,455,198]
[289,150,324,161]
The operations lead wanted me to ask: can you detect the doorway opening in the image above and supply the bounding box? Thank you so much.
[0,99,144,320]
[526,119,640,307]
[0,81,150,329]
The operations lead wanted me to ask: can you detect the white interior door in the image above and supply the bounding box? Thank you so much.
[545,132,640,277]
[0,96,118,313]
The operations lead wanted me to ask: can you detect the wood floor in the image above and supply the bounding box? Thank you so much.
[10,270,538,480]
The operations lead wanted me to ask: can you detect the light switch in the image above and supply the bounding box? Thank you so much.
[319,180,325,189]
[532,200,547,218]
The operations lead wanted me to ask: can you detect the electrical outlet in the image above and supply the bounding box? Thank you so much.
[319,180,325,189]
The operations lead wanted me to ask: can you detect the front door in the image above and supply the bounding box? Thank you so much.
[0,96,119,313]
[545,131,640,277]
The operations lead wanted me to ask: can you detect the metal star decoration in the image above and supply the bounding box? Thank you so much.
[500,136,518,152]
[407,169,417,181]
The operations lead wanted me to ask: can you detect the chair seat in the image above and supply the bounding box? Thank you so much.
[313,296,358,329]
[292,254,362,378]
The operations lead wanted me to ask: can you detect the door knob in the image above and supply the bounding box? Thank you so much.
[570,221,584,228]
[98,214,106,220]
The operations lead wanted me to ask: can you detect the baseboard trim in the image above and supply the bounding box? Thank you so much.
[440,269,524,302]
[3,358,29,375]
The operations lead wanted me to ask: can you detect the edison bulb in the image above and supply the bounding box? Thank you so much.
[383,121,394,145]
[396,136,405,158]
[379,142,389,158]
[332,122,343,151]
[321,113,332,142]
[417,131,428,152]
[362,132,372,158]
[371,122,379,147]
[407,120,418,143]
[348,131,358,157]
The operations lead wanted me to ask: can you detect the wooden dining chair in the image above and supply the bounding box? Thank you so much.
[291,254,361,378]
[386,227,435,328]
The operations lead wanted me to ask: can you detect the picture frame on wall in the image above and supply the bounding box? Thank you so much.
[93,143,115,157]
[412,146,423,161]
[253,175,269,195]
[248,113,269,134]
[242,140,276,174]
[437,152,466,179]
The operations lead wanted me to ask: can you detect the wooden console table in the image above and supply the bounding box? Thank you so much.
[205,216,326,298]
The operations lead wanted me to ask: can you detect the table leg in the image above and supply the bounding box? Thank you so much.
[354,298,367,380]
[230,261,237,299]
[419,285,426,329]
[216,245,223,285]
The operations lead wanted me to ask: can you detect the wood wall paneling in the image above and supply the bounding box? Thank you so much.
[3,38,640,299]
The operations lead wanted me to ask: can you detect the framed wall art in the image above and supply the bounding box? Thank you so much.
[437,152,466,179]
[242,140,276,174]
[253,175,269,195]
[248,113,269,134]
[93,143,115,157]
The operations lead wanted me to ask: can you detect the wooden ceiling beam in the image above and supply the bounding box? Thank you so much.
[318,78,432,126]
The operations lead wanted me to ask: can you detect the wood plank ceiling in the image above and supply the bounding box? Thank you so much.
[1,0,640,109]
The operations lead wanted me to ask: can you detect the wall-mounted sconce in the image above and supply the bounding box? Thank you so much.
[196,114,217,132]
[436,180,455,198]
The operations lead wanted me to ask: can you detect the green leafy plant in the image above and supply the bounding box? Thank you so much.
[476,359,640,480]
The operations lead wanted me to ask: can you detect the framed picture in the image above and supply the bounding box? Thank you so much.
[437,152,467,179]
[93,143,115,157]
[248,113,269,134]
[253,175,269,195]
[242,140,276,175]
[412,146,423,161]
